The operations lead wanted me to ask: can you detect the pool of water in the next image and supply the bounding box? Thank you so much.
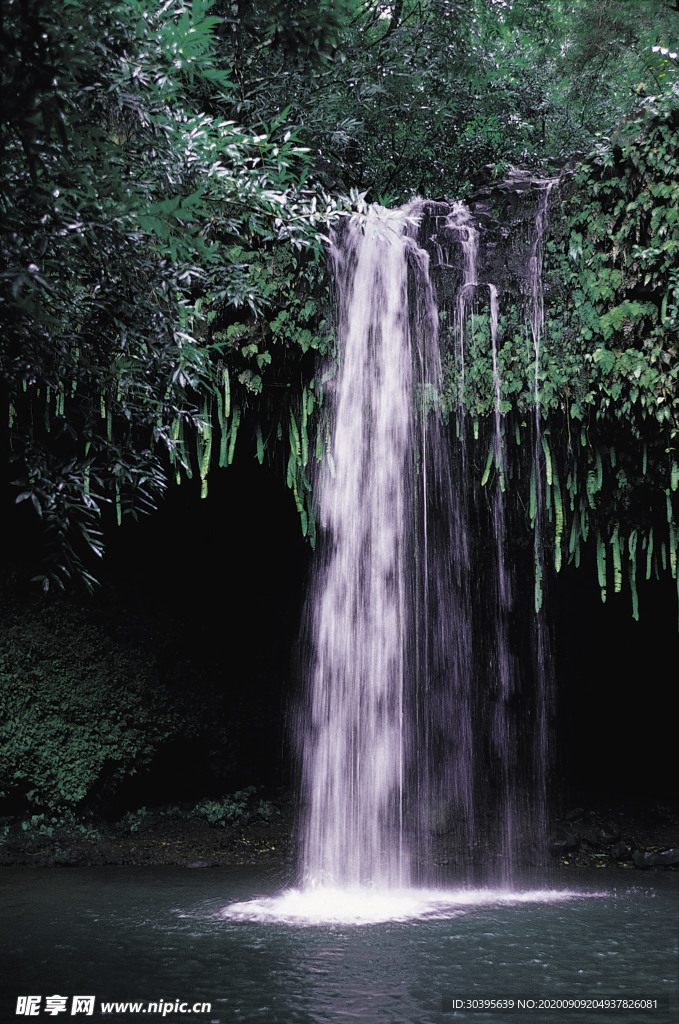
[1,866,676,1023]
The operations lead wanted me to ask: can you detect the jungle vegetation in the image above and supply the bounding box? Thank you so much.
[1,0,678,606]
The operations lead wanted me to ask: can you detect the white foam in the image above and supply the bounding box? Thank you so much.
[218,886,597,927]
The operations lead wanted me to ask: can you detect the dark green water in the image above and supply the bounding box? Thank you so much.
[1,867,677,1023]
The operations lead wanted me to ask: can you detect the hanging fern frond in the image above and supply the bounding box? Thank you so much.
[596,528,607,603]
[629,529,639,621]
[227,405,240,466]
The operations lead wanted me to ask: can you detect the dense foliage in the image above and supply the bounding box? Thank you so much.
[443,81,679,618]
[2,0,679,603]
[0,0,338,588]
[0,590,286,820]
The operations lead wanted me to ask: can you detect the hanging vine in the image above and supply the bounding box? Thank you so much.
[439,85,679,620]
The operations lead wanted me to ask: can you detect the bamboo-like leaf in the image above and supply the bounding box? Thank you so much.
[223,366,231,419]
[629,529,639,621]
[292,476,303,514]
[289,411,301,464]
[199,402,212,491]
[541,434,552,486]
[177,417,191,478]
[256,422,264,465]
[586,468,597,509]
[566,462,578,509]
[219,423,229,468]
[481,443,494,487]
[227,405,240,465]
[300,411,309,468]
[646,527,654,581]
[568,512,579,557]
[596,529,607,602]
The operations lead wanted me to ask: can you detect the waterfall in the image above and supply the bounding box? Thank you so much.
[297,184,557,891]
[299,205,430,887]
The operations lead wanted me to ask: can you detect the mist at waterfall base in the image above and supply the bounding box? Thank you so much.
[223,195,593,926]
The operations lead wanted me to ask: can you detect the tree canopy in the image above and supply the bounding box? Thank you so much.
[2,0,679,606]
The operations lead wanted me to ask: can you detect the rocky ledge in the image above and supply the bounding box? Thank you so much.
[1,802,676,871]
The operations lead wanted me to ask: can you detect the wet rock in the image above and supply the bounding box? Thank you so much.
[633,848,679,868]
[581,827,601,845]
[610,841,633,861]
[598,823,621,844]
[549,833,579,856]
[50,846,82,867]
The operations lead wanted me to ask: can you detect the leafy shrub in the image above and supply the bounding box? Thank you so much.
[192,788,278,827]
[18,810,100,840]
[0,601,178,816]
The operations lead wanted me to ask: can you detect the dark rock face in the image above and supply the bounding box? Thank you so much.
[549,807,679,870]
[466,170,560,304]
[632,848,679,868]
[413,168,562,314]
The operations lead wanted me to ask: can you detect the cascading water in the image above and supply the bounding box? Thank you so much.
[298,206,421,888]
[298,202,473,888]
[227,181,562,921]
[296,186,559,891]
